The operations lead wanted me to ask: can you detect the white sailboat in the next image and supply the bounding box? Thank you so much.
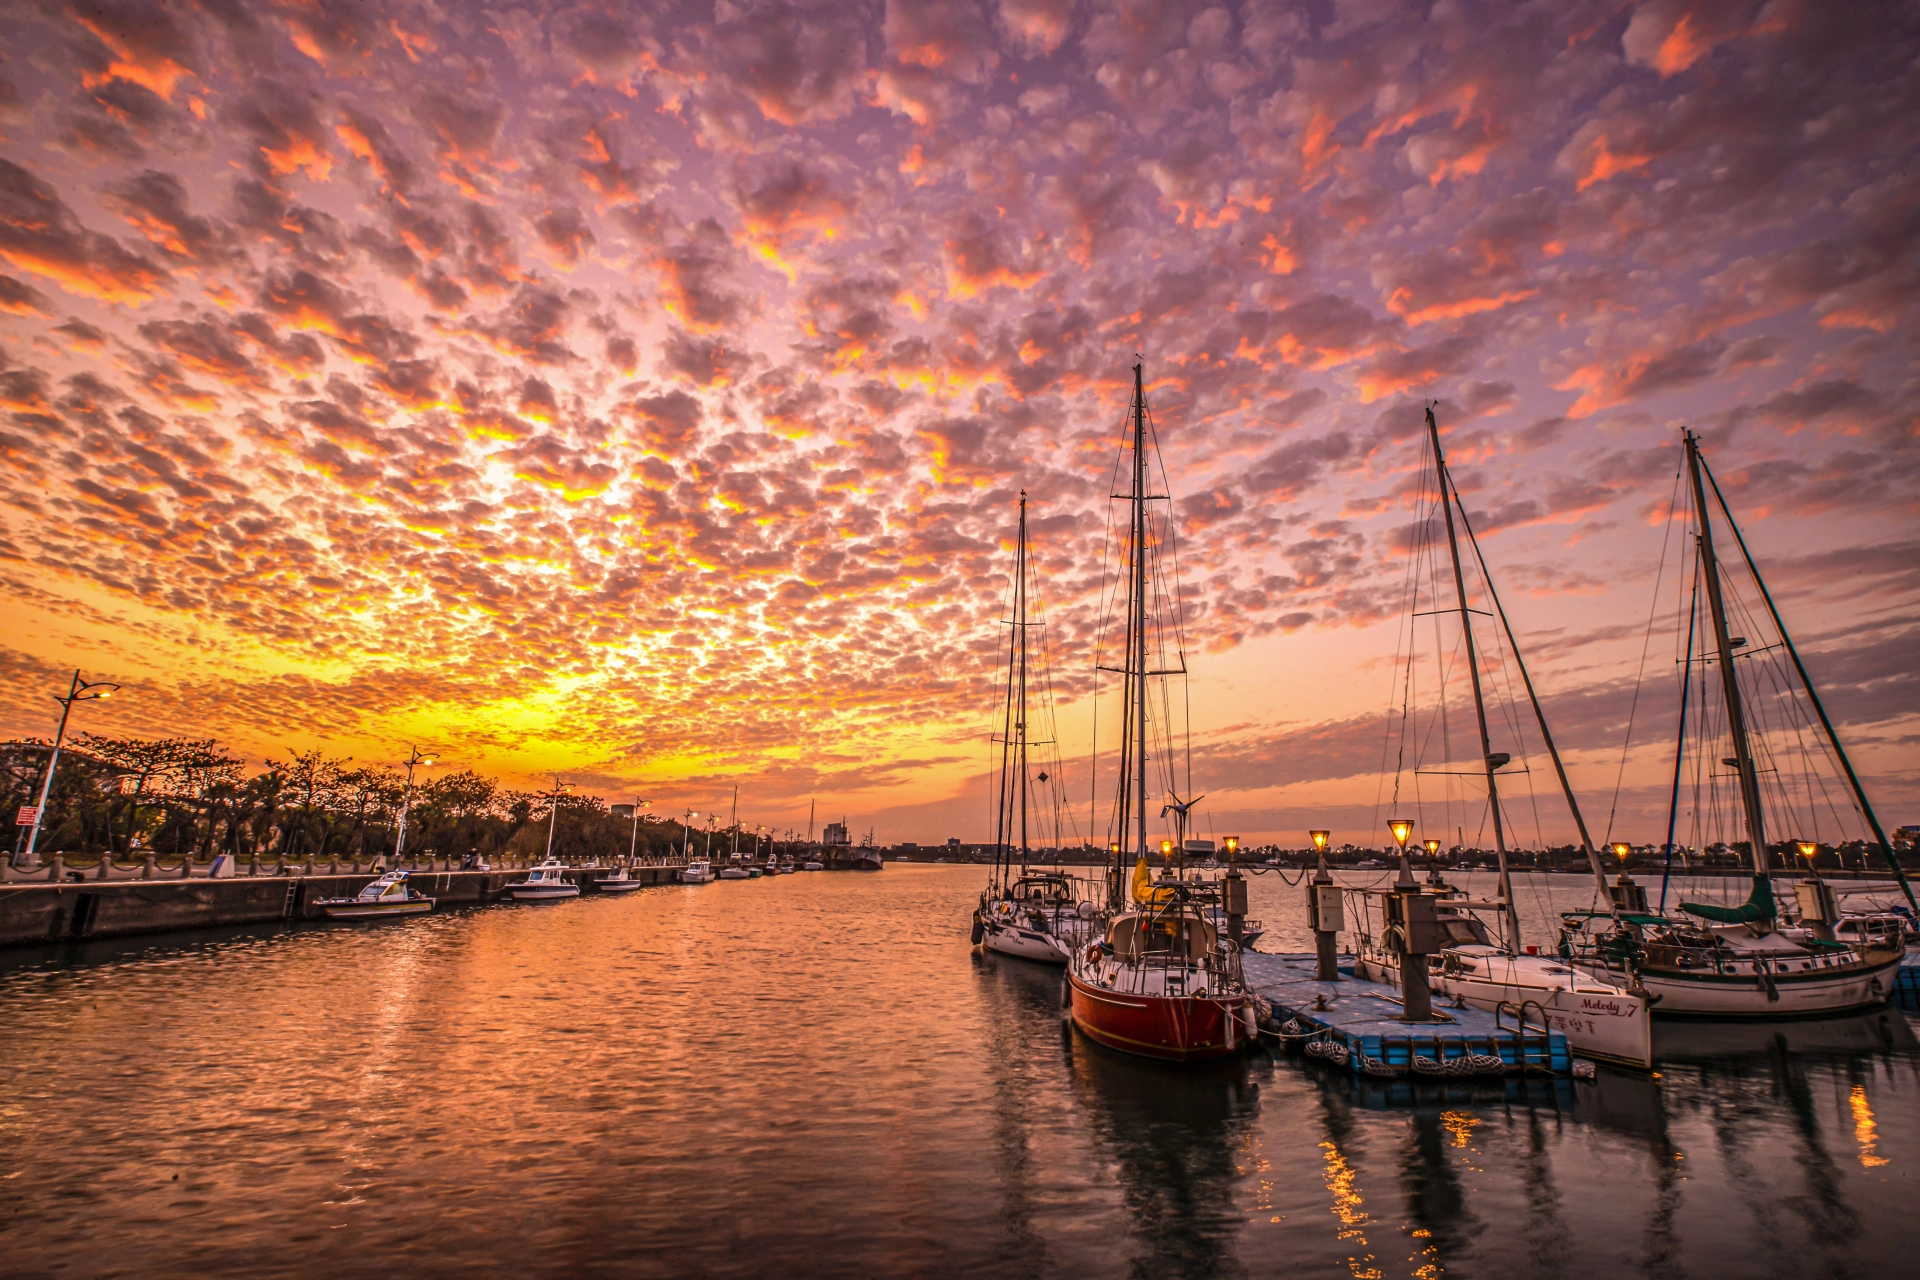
[1560,428,1910,1017]
[1351,405,1650,1067]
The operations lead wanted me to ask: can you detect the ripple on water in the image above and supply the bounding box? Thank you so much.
[1,866,1916,1279]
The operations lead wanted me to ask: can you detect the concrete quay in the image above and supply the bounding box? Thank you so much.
[1,861,683,949]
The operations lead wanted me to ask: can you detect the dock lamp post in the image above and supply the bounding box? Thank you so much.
[544,778,573,862]
[1612,841,1631,863]
[682,811,699,861]
[390,746,434,869]
[1308,830,1342,981]
[1385,817,1440,1021]
[21,671,120,869]
[1793,839,1838,939]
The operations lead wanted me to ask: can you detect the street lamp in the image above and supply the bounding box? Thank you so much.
[1310,830,1330,854]
[1423,838,1441,856]
[1612,841,1631,862]
[391,746,435,868]
[1223,835,1239,859]
[544,776,573,862]
[1388,818,1414,852]
[628,797,652,863]
[21,671,121,868]
[1795,839,1818,865]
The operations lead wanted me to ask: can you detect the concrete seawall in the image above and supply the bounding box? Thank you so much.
[0,864,692,949]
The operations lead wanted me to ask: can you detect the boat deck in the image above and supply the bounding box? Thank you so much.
[1243,951,1572,1077]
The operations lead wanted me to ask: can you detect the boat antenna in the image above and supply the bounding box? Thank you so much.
[1683,428,1773,915]
[1425,405,1521,950]
[1697,448,1916,912]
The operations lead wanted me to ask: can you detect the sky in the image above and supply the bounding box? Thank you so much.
[1,0,1915,849]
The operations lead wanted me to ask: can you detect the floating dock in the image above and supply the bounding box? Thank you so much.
[1896,961,1920,1012]
[1243,952,1572,1078]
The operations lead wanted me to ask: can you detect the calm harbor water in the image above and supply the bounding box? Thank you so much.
[3,865,1915,1278]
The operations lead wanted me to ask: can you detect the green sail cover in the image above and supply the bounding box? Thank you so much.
[1679,873,1776,924]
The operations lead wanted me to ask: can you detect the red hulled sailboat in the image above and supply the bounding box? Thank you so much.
[1066,364,1255,1061]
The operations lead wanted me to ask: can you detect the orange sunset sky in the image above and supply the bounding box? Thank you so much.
[2,0,1915,847]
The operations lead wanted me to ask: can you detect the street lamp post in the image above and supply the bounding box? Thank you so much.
[628,797,652,864]
[1384,818,1439,1021]
[391,746,435,869]
[682,811,699,861]
[21,671,120,869]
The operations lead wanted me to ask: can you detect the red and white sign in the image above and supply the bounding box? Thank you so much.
[16,806,39,826]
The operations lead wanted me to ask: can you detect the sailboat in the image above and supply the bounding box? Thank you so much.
[1348,405,1650,1068]
[1560,429,1909,1017]
[973,493,1094,964]
[1065,364,1256,1061]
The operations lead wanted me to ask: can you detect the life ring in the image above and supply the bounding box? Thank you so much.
[1084,943,1101,965]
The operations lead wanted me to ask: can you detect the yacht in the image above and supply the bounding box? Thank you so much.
[508,859,580,902]
[316,870,433,920]
[718,853,751,880]
[680,859,714,884]
[595,867,646,894]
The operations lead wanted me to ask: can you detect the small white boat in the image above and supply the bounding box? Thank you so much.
[680,859,714,884]
[717,853,751,880]
[508,859,580,901]
[316,870,433,920]
[802,859,824,871]
[596,868,646,894]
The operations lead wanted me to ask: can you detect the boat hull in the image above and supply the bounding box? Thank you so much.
[1067,966,1251,1061]
[982,920,1070,965]
[1356,952,1653,1069]
[509,886,580,902]
[320,899,433,920]
[1624,951,1903,1019]
[596,880,645,893]
[852,853,883,871]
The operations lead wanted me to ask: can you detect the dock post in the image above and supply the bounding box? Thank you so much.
[1223,870,1247,947]
[1386,853,1441,1021]
[1309,852,1343,981]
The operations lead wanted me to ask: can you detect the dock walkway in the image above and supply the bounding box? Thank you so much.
[1243,951,1572,1077]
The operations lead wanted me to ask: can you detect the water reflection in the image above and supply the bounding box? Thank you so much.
[1067,1033,1257,1279]
[1,868,1916,1280]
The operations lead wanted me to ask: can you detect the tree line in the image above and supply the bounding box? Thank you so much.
[2,736,705,866]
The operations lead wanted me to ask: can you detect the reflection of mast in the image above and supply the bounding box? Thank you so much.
[1425,406,1519,949]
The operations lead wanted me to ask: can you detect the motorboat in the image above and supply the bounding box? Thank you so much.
[680,859,714,884]
[595,867,646,894]
[801,859,824,871]
[779,857,798,874]
[316,870,433,920]
[717,854,751,880]
[508,859,580,902]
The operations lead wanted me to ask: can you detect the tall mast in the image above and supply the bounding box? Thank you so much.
[1684,429,1771,890]
[1426,407,1520,950]
[992,498,1022,887]
[1132,364,1150,869]
[1017,494,1030,869]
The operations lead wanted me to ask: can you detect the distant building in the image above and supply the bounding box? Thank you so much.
[947,837,961,849]
[610,804,634,821]
[1893,825,1919,849]
[823,822,850,846]
[901,842,918,851]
